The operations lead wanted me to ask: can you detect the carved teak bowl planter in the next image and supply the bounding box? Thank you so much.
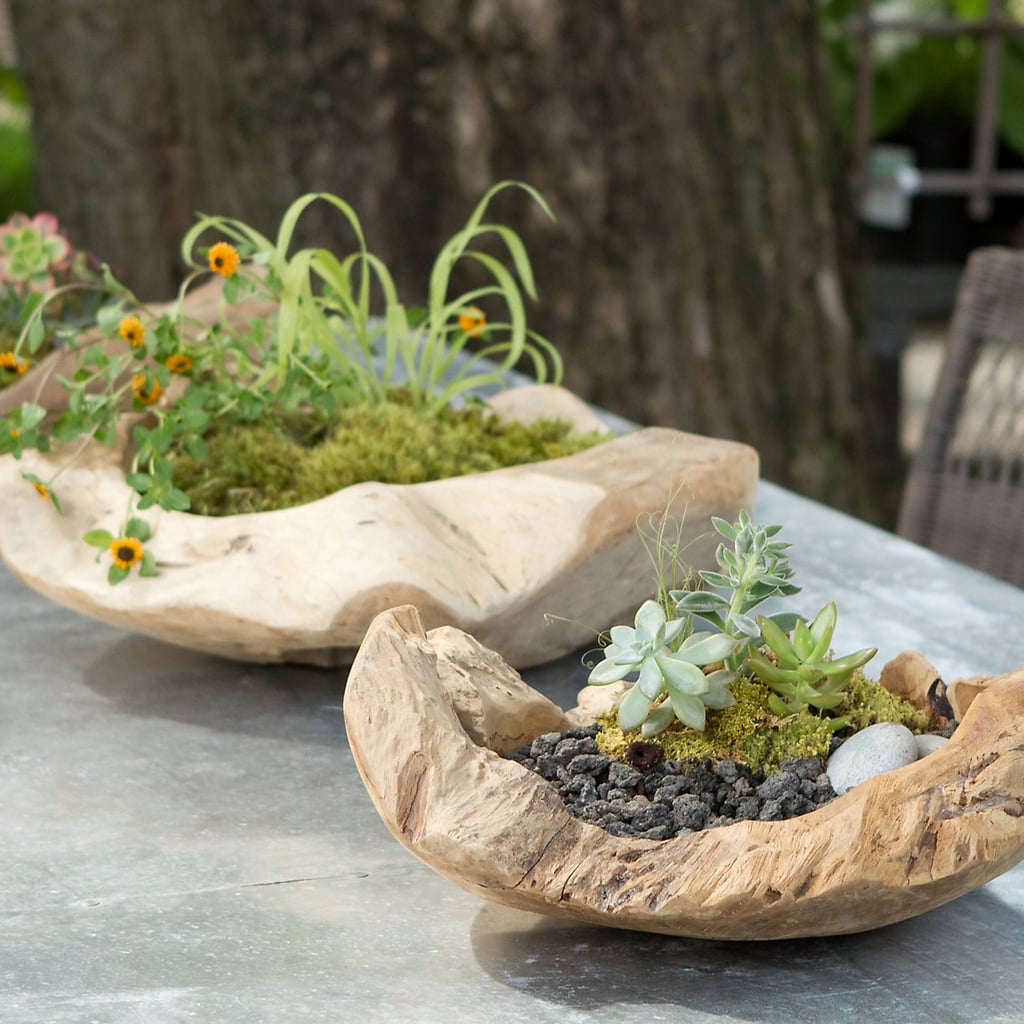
[344,605,1024,940]
[0,382,757,666]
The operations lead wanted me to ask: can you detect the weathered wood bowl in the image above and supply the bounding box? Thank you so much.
[344,605,1024,939]
[0,383,757,666]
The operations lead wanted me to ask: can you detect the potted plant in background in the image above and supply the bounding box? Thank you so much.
[0,181,758,666]
[0,211,106,389]
[343,509,1024,939]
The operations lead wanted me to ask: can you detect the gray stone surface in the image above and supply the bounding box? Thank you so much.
[4,480,1024,1022]
[916,733,951,758]
[826,722,918,795]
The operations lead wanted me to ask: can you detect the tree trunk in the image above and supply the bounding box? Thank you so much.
[9,0,899,523]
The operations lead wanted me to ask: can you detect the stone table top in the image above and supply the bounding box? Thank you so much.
[3,480,1024,1023]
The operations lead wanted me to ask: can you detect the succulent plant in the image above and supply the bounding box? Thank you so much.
[588,599,739,736]
[0,212,73,294]
[671,512,800,663]
[747,601,877,720]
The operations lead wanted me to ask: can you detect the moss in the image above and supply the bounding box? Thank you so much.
[596,680,834,776]
[170,397,608,515]
[594,671,937,777]
[836,670,932,734]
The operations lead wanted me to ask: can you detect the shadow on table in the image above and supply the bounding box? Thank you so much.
[471,886,1024,1022]
[82,633,347,747]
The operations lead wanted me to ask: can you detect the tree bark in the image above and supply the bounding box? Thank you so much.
[8,0,899,522]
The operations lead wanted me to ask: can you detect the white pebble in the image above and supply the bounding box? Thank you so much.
[827,722,918,795]
[914,733,949,759]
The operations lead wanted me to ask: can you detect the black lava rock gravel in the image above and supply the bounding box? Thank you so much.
[506,724,838,841]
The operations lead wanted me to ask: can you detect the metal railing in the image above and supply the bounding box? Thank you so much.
[847,0,1024,219]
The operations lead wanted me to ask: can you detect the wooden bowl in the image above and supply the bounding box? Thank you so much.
[0,385,757,666]
[344,605,1024,939]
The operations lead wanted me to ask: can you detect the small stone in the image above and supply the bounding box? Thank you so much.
[653,779,692,804]
[638,825,675,841]
[780,757,823,781]
[534,754,562,780]
[602,820,638,838]
[672,794,709,831]
[735,796,760,820]
[757,772,799,801]
[714,759,740,783]
[915,733,949,759]
[529,732,561,759]
[631,804,671,831]
[566,753,611,776]
[607,762,643,789]
[555,736,598,760]
[826,722,918,795]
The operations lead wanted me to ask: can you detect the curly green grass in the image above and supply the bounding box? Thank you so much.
[170,397,608,515]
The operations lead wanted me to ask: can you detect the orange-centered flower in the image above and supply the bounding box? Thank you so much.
[132,373,163,405]
[208,242,240,278]
[458,306,487,338]
[165,353,193,374]
[109,536,143,569]
[0,350,28,374]
[119,315,146,348]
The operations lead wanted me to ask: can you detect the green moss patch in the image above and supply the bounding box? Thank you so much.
[595,673,935,776]
[170,397,608,515]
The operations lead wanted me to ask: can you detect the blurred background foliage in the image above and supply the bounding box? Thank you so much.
[0,63,32,219]
[823,0,1024,155]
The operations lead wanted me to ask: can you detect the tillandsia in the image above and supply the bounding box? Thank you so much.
[0,182,574,584]
[587,512,879,740]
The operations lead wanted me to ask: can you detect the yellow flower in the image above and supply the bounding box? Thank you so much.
[458,306,487,338]
[109,536,143,570]
[208,242,240,278]
[0,350,28,374]
[165,353,193,374]
[132,373,163,405]
[33,481,50,500]
[119,315,146,348]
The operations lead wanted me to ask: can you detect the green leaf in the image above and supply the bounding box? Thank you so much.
[138,550,159,577]
[676,631,739,666]
[617,683,653,733]
[666,687,707,731]
[125,472,152,494]
[672,590,728,614]
[125,517,151,542]
[656,654,710,695]
[167,488,191,512]
[639,701,675,738]
[82,529,114,548]
[587,658,631,686]
[107,563,130,585]
[26,315,45,353]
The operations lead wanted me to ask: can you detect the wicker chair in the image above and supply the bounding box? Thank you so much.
[898,247,1024,587]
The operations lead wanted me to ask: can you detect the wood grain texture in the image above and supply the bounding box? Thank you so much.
[344,606,1024,939]
[0,384,757,666]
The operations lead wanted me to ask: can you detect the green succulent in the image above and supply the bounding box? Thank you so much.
[747,601,877,722]
[671,512,800,665]
[587,599,739,736]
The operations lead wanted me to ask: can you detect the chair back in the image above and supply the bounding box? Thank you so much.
[898,247,1024,586]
